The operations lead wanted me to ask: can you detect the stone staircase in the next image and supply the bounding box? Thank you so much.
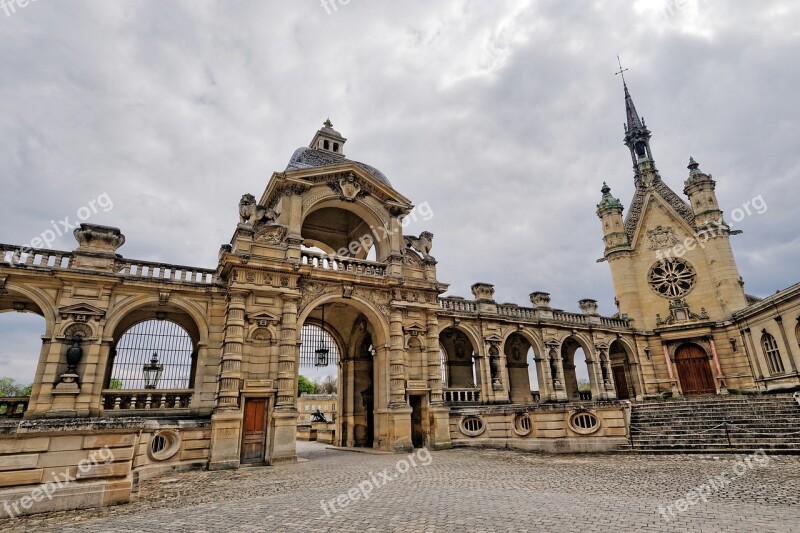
[626,393,800,453]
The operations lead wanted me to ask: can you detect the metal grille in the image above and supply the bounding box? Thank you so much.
[300,324,340,368]
[109,320,194,390]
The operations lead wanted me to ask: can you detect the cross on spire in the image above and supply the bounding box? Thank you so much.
[615,55,628,85]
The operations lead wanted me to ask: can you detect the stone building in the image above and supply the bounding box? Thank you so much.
[0,86,798,517]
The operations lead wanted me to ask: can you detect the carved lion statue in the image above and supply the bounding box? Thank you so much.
[404,231,434,259]
[239,194,279,226]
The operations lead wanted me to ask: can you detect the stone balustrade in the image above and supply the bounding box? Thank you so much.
[117,260,215,285]
[439,298,478,313]
[0,396,29,418]
[101,390,193,411]
[443,388,481,404]
[0,244,72,270]
[300,250,386,278]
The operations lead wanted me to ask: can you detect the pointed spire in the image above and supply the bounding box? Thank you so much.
[624,83,644,132]
[688,156,700,173]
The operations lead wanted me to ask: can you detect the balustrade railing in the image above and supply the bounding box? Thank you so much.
[531,391,541,402]
[551,310,591,325]
[0,396,29,418]
[443,388,481,404]
[600,316,630,328]
[300,251,386,278]
[1,245,72,270]
[101,390,193,411]
[117,261,215,285]
[578,391,593,401]
[497,305,536,319]
[439,298,478,313]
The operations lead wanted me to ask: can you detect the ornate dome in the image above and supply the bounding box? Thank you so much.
[286,147,393,188]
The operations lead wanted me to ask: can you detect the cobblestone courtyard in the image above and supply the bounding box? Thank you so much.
[2,442,799,532]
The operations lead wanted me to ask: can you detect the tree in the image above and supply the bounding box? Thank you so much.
[313,375,338,395]
[298,375,316,396]
[109,379,123,390]
[0,377,32,397]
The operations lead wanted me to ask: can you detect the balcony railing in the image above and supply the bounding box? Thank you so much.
[101,389,193,412]
[300,251,386,278]
[443,388,481,404]
[117,261,215,285]
[439,298,478,313]
[578,391,593,401]
[1,245,72,270]
[0,396,29,418]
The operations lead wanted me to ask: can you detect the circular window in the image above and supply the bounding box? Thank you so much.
[569,411,600,435]
[459,416,486,437]
[513,414,532,436]
[648,258,696,299]
[149,430,181,461]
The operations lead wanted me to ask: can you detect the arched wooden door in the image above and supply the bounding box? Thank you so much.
[675,344,716,395]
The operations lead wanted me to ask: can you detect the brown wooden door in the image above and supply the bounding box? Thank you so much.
[241,398,267,464]
[612,365,631,400]
[675,345,716,395]
[410,396,424,448]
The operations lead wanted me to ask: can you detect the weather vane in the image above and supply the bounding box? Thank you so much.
[615,55,628,85]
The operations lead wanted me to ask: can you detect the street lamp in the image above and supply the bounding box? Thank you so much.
[142,352,164,389]
[315,305,329,367]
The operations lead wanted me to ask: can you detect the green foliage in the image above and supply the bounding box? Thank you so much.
[298,375,316,396]
[0,377,32,397]
[109,379,123,390]
[577,379,592,393]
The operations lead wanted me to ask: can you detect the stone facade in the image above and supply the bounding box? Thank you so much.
[0,106,798,517]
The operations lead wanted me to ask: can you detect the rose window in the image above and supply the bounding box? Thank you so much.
[648,259,696,298]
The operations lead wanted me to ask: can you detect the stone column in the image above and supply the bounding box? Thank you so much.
[426,312,451,449]
[209,291,247,470]
[775,316,800,374]
[270,294,299,463]
[741,328,766,389]
[387,308,412,452]
[663,344,682,397]
[546,342,567,402]
[708,338,728,394]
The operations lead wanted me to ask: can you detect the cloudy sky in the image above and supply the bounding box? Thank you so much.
[1,0,798,384]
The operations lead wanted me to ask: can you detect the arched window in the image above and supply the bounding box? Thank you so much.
[299,323,341,368]
[761,332,785,375]
[109,320,195,390]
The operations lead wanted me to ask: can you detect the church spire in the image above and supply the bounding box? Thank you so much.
[615,58,656,183]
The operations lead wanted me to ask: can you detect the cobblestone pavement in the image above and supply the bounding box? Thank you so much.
[2,442,800,532]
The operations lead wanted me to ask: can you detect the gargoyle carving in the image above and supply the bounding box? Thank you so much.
[403,231,434,260]
[239,194,280,226]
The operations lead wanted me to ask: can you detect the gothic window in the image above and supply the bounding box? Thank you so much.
[648,258,697,298]
[761,332,785,375]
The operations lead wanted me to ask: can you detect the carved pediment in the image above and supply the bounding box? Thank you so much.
[246,311,281,326]
[403,323,426,337]
[59,303,106,322]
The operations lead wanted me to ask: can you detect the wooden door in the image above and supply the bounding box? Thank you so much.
[241,398,267,464]
[612,365,631,400]
[675,345,716,395]
[410,396,424,448]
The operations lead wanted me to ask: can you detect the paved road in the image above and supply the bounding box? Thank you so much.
[2,442,799,532]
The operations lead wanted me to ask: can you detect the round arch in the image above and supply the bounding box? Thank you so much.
[560,333,596,401]
[2,283,57,337]
[301,198,391,261]
[437,323,483,357]
[103,296,209,346]
[296,295,390,349]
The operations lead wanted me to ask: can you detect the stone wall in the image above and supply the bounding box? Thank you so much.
[448,403,629,453]
[0,417,210,518]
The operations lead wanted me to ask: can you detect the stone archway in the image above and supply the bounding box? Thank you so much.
[675,343,716,395]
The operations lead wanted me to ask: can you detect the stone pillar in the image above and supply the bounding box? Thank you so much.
[270,294,299,463]
[741,328,766,389]
[387,308,412,452]
[663,344,681,397]
[584,348,606,401]
[546,342,568,402]
[426,312,451,449]
[774,316,800,374]
[209,291,247,470]
[708,338,728,394]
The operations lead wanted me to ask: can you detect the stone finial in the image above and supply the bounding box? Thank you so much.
[579,299,599,315]
[73,224,125,255]
[471,283,495,301]
[530,291,551,309]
